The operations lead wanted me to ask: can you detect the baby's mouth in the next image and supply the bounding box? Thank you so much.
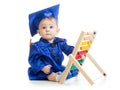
[46,33,51,35]
[46,34,51,36]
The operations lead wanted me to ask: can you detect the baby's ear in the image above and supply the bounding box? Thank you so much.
[56,28,60,35]
[57,28,60,33]
[37,29,41,35]
[37,29,39,33]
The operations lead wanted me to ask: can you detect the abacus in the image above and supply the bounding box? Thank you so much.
[60,31,106,85]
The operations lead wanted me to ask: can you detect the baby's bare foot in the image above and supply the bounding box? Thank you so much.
[47,72,57,81]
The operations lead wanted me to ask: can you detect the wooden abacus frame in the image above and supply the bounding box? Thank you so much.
[59,31,106,85]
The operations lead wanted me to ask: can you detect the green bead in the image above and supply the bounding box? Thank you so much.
[70,59,85,70]
[78,59,84,64]
[70,64,76,70]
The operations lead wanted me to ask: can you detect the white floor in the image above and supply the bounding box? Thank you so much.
[1,53,119,90]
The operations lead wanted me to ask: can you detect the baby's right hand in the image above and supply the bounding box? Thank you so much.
[41,65,52,74]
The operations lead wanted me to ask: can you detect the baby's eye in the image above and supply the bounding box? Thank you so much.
[42,26,46,29]
[50,26,53,29]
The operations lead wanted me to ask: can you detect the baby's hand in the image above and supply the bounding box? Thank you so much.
[42,65,52,74]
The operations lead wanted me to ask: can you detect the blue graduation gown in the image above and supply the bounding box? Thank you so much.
[28,37,78,80]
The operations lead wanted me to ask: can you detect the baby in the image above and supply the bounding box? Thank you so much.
[28,4,78,82]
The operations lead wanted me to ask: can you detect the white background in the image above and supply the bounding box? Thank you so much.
[0,0,120,90]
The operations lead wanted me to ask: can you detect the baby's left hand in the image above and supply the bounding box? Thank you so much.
[41,65,52,74]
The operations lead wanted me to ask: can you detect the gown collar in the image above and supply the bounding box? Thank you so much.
[39,37,65,44]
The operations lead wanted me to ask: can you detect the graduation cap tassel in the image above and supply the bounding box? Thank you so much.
[30,38,32,46]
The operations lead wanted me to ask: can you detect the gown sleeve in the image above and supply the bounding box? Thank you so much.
[28,43,45,74]
[60,39,74,56]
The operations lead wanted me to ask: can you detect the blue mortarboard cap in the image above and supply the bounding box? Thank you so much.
[29,4,60,37]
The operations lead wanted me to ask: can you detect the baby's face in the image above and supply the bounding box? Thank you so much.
[37,18,59,43]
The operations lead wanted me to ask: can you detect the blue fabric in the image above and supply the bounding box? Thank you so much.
[29,4,59,37]
[28,37,77,80]
[66,69,79,80]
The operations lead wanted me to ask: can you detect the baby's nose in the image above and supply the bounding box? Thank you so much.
[46,29,50,33]
[46,30,50,32]
[46,28,50,31]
